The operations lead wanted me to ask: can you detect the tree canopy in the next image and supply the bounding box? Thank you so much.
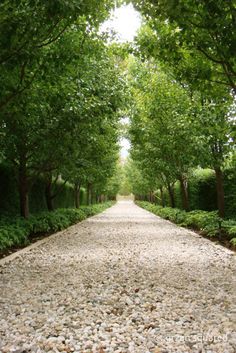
[0,1,235,220]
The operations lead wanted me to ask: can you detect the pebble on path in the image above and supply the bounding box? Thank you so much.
[0,201,235,353]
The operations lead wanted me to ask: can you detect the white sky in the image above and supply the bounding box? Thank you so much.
[101,4,141,159]
[120,137,131,158]
[101,3,142,43]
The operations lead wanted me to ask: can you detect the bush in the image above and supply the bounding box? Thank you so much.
[0,202,113,251]
[181,210,220,236]
[230,238,236,247]
[136,201,236,242]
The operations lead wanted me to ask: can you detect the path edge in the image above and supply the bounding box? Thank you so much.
[0,205,114,266]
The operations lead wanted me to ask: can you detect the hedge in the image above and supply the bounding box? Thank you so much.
[0,162,87,215]
[0,202,114,251]
[153,168,236,218]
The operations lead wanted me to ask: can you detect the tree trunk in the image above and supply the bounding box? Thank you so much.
[160,186,165,207]
[87,182,92,205]
[167,183,175,208]
[149,191,154,203]
[91,184,94,204]
[87,183,90,205]
[179,175,189,211]
[19,162,29,219]
[74,182,81,208]
[45,178,54,211]
[215,167,225,218]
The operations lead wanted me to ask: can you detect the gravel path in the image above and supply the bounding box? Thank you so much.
[0,201,235,353]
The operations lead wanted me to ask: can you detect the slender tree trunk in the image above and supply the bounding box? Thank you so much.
[87,184,90,205]
[160,186,165,207]
[179,175,189,211]
[45,177,54,211]
[19,160,29,218]
[214,167,225,218]
[74,182,81,208]
[87,182,92,205]
[149,191,154,203]
[90,184,93,204]
[167,183,175,208]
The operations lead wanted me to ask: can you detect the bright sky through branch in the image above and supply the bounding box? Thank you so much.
[120,137,131,159]
[101,3,142,42]
[101,4,141,159]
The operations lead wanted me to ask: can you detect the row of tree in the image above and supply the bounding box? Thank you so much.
[0,1,125,218]
[127,0,236,217]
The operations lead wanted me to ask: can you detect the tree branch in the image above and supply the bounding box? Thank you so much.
[0,68,39,110]
[197,46,226,65]
[35,23,70,48]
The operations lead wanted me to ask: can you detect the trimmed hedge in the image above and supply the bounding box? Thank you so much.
[137,201,236,247]
[154,168,236,217]
[0,162,87,215]
[0,202,114,251]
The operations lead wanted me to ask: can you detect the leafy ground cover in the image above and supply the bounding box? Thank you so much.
[137,201,236,250]
[0,202,114,257]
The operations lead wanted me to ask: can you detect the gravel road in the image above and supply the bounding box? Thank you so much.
[0,201,235,353]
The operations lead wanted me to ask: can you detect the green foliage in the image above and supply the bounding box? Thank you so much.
[230,238,236,247]
[188,169,217,211]
[221,220,236,244]
[153,167,236,218]
[127,4,235,218]
[182,211,220,237]
[133,0,236,91]
[227,227,236,237]
[153,168,218,211]
[0,1,126,218]
[0,162,19,215]
[105,162,123,199]
[0,202,113,251]
[0,225,29,249]
[123,158,152,197]
[0,163,84,215]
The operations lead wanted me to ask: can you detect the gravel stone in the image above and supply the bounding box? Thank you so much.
[0,201,235,353]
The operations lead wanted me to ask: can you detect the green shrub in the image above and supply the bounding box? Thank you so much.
[230,238,236,247]
[182,210,220,236]
[0,202,113,251]
[227,226,236,237]
[0,225,29,250]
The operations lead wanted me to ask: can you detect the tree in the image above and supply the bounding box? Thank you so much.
[194,95,234,217]
[133,0,236,92]
[133,20,235,217]
[128,58,200,210]
[0,0,114,110]
[124,158,154,200]
[0,11,126,217]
